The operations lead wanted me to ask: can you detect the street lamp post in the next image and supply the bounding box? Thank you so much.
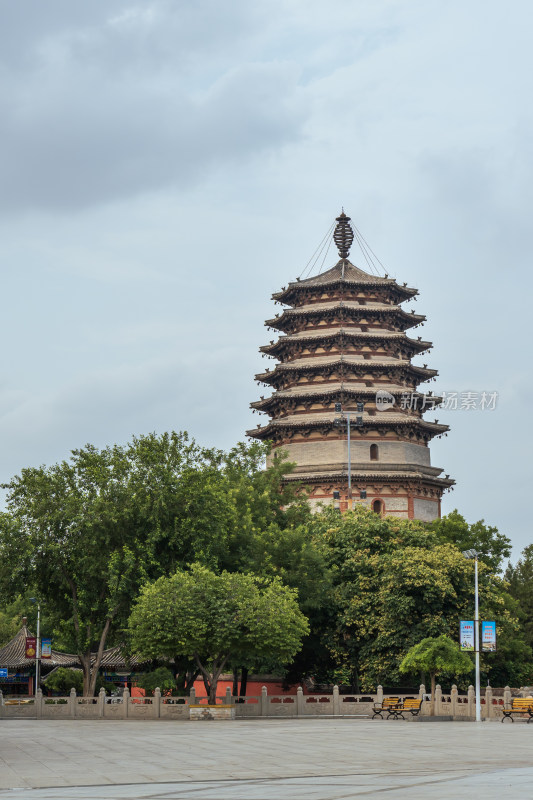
[30,598,41,696]
[335,402,364,510]
[462,549,481,723]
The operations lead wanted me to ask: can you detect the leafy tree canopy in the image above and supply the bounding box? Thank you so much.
[505,544,533,649]
[400,634,473,712]
[430,510,511,572]
[129,564,309,703]
[135,667,177,696]
[0,433,303,695]
[306,506,526,690]
[44,667,107,696]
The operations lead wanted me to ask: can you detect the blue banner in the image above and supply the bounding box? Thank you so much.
[482,621,497,652]
[41,638,52,659]
[460,621,475,651]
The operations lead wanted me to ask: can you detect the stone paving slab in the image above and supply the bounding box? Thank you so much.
[1,718,532,799]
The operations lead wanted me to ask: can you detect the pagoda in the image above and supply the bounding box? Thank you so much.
[247,212,454,520]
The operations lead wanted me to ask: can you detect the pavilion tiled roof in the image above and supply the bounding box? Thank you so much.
[0,627,147,672]
[0,626,79,670]
[93,645,145,670]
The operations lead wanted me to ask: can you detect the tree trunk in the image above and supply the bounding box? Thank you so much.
[86,616,113,697]
[232,666,239,698]
[430,672,436,716]
[239,667,248,697]
[80,652,91,697]
[184,667,200,693]
[194,652,228,705]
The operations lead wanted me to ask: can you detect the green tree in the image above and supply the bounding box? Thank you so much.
[505,545,533,649]
[400,635,473,714]
[431,510,511,572]
[308,506,523,690]
[44,667,107,696]
[135,667,177,696]
[0,433,303,696]
[0,594,28,647]
[129,564,309,703]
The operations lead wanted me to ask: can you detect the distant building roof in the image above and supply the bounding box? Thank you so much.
[0,626,78,670]
[0,627,145,673]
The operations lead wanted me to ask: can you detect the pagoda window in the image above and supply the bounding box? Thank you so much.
[370,444,379,461]
[372,499,383,515]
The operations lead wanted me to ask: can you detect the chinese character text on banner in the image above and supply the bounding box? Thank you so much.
[460,621,474,651]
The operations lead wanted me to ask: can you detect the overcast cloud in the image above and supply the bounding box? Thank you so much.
[0,0,531,557]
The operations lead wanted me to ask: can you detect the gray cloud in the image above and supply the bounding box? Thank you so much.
[1,0,532,557]
[0,2,306,211]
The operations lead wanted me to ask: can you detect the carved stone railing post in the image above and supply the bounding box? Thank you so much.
[485,685,493,719]
[377,685,383,704]
[225,687,232,705]
[333,685,340,716]
[297,686,304,717]
[467,685,475,717]
[123,687,130,718]
[435,684,442,716]
[35,688,43,719]
[260,686,268,717]
[68,687,76,718]
[189,686,196,705]
[96,687,105,718]
[419,683,425,699]
[504,685,512,709]
[450,684,458,717]
[153,687,161,718]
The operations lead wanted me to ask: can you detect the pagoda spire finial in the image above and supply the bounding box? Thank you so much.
[333,211,354,259]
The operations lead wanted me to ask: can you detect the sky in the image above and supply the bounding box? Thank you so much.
[1,0,532,558]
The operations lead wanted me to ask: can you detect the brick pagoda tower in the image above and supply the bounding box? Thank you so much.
[247,212,454,520]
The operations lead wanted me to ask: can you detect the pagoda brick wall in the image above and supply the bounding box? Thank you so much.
[271,439,432,470]
[413,498,440,521]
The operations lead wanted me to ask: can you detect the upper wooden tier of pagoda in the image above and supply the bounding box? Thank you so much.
[266,299,426,334]
[256,357,438,389]
[260,329,432,361]
[272,259,417,307]
[251,385,443,416]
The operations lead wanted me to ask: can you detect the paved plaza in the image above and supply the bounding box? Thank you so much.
[1,718,533,799]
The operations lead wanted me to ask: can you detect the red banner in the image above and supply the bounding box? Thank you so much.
[25,637,37,659]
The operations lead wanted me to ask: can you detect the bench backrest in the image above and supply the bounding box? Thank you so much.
[511,698,533,710]
[382,698,399,707]
[403,698,422,709]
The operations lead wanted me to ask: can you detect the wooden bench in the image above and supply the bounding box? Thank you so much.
[502,698,533,723]
[393,698,423,719]
[372,697,400,719]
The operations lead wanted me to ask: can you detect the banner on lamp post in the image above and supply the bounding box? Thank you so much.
[460,621,475,651]
[482,621,497,652]
[25,637,37,659]
[41,638,52,659]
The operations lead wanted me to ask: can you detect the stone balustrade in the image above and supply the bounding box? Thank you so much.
[0,684,518,721]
